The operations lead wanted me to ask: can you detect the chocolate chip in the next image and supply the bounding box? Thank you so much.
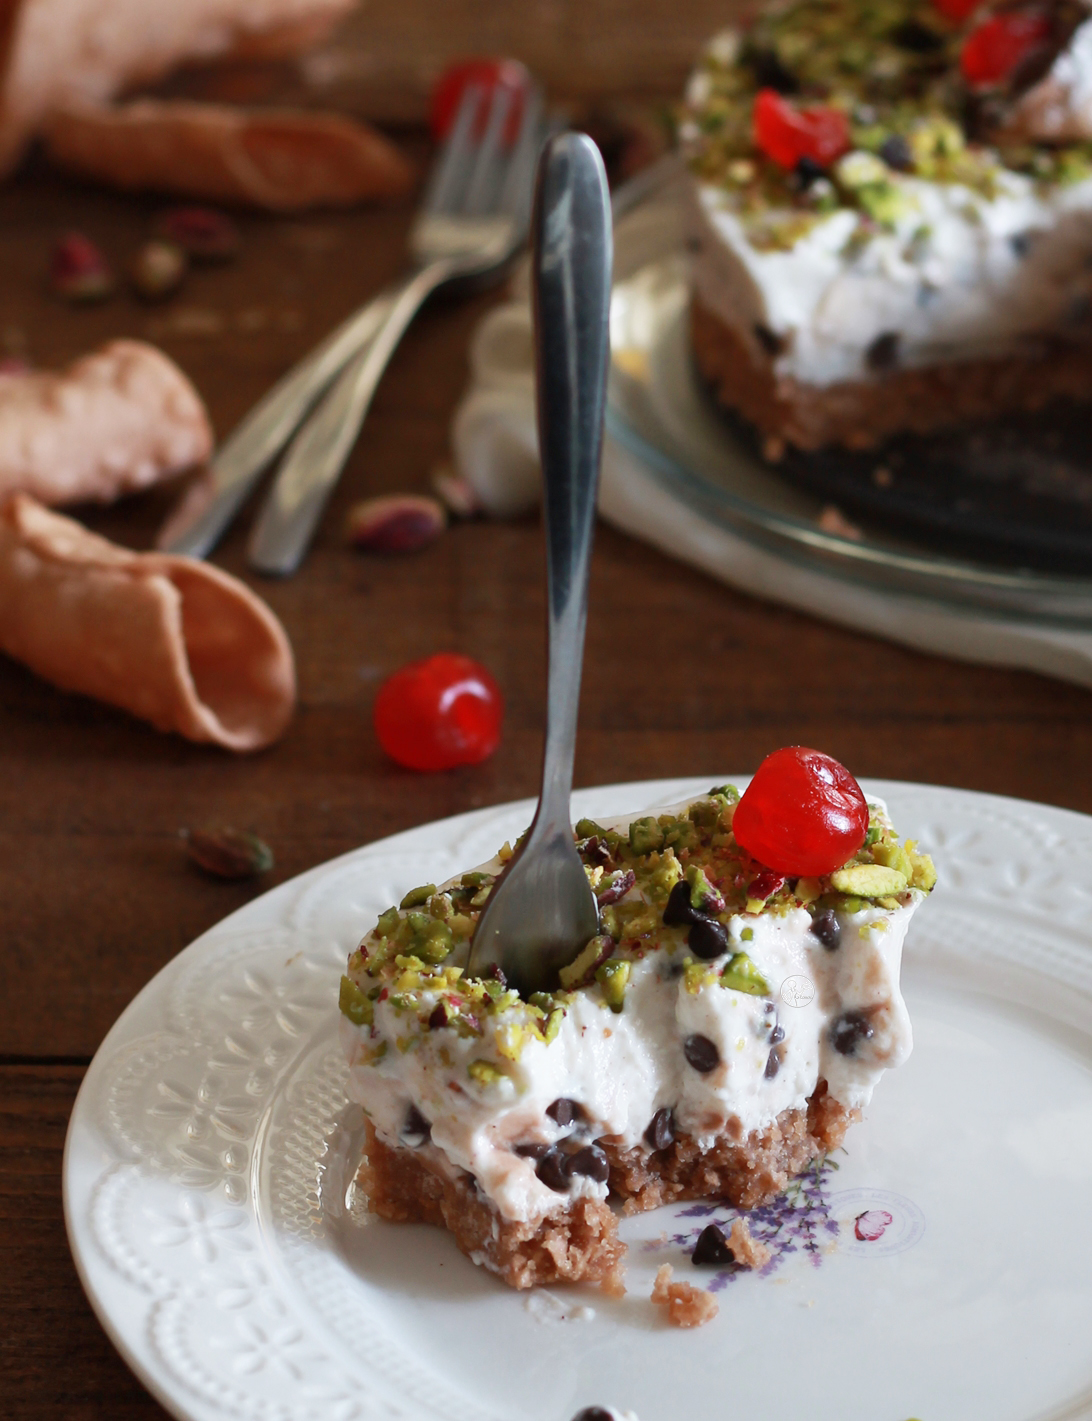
[753,321,785,357]
[691,1222,736,1266]
[546,1097,584,1128]
[571,1410,614,1421]
[879,134,913,171]
[688,917,730,961]
[749,47,799,93]
[663,879,697,927]
[514,1141,549,1160]
[793,155,824,190]
[764,1048,781,1079]
[867,331,900,371]
[889,18,944,51]
[1006,231,1034,262]
[811,908,841,950]
[427,1002,449,1030]
[400,1104,430,1147]
[644,1106,676,1151]
[684,1034,720,1073]
[535,1146,572,1192]
[567,1144,610,1183]
[831,1010,874,1056]
[769,1022,785,1045]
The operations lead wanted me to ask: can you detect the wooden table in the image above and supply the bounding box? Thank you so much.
[3,127,1092,1421]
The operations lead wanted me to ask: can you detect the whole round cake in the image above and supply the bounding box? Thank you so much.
[679,0,1092,450]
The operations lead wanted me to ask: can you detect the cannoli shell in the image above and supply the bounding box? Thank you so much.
[0,493,296,751]
[43,98,413,210]
[0,340,213,507]
[0,0,356,175]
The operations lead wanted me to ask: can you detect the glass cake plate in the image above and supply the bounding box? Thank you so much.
[64,777,1092,1421]
[606,195,1092,626]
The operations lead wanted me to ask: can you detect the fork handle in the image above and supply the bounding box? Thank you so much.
[532,133,612,839]
[246,258,456,576]
[157,290,399,558]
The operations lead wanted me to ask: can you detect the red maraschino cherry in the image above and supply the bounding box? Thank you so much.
[753,89,851,170]
[733,746,869,877]
[429,57,531,143]
[961,10,1051,85]
[374,653,503,772]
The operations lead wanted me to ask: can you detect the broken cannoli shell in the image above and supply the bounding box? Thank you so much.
[42,99,414,211]
[0,339,212,507]
[0,494,296,751]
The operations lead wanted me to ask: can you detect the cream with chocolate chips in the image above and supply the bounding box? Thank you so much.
[338,775,934,1292]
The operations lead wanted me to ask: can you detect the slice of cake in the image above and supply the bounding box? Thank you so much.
[338,750,935,1292]
[680,0,1092,451]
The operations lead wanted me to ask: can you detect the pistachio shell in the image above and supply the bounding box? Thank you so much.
[185,827,273,879]
[50,232,114,303]
[131,240,188,301]
[154,206,240,262]
[346,494,446,554]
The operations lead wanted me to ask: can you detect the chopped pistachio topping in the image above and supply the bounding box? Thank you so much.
[678,0,1092,253]
[400,883,437,909]
[340,792,935,1061]
[830,863,909,897]
[596,958,631,1013]
[720,952,771,996]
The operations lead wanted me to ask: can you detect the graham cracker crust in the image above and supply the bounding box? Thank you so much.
[357,1081,855,1291]
[359,1119,627,1292]
[603,1078,856,1215]
[691,294,1092,452]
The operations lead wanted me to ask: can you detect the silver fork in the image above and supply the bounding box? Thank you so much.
[157,75,542,561]
[245,79,543,576]
[467,133,613,996]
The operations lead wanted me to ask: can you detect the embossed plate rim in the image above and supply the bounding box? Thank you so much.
[63,777,1092,1421]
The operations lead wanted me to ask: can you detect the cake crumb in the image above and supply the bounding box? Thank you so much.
[728,1217,772,1269]
[650,1263,719,1328]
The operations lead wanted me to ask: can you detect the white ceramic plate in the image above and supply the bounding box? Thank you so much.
[64,778,1092,1421]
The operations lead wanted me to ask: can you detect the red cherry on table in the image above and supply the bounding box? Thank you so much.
[960,11,1051,86]
[753,89,851,171]
[732,747,869,878]
[374,653,503,772]
[429,57,531,143]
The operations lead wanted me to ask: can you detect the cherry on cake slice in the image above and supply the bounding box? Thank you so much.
[338,749,935,1292]
[680,0,1092,452]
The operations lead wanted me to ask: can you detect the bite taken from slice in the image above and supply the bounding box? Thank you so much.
[338,751,935,1292]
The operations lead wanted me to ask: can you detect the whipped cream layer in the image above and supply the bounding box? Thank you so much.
[690,167,1092,388]
[341,795,921,1227]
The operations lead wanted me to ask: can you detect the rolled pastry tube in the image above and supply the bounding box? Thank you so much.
[0,494,296,751]
[0,340,212,506]
[0,0,356,174]
[43,100,414,210]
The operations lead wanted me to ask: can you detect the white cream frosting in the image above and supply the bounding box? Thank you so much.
[341,797,919,1227]
[690,167,1092,387]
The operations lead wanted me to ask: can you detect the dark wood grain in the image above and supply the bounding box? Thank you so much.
[2,43,1091,1419]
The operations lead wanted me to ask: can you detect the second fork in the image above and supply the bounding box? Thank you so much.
[246,75,543,577]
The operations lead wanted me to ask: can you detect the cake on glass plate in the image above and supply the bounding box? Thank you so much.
[338,749,935,1293]
[679,0,1092,451]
